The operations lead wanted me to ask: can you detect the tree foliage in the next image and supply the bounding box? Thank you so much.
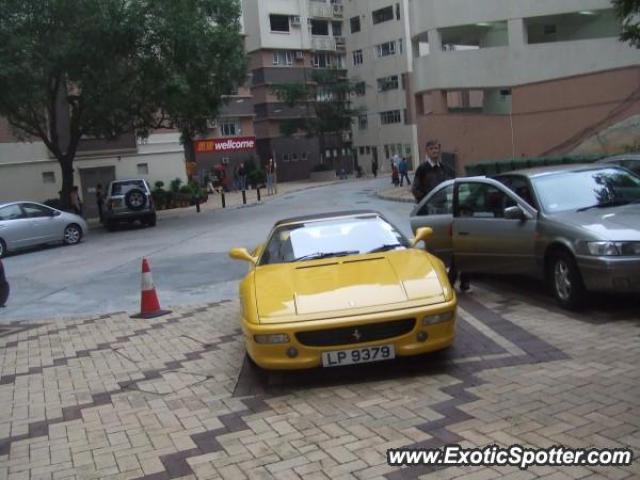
[0,0,246,207]
[613,0,640,47]
[271,68,364,167]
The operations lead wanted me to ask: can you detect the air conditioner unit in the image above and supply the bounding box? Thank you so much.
[295,50,305,60]
[332,4,344,15]
[334,36,345,45]
[290,15,301,27]
[206,119,218,129]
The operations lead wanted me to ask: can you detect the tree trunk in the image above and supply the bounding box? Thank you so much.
[183,134,196,163]
[58,156,74,210]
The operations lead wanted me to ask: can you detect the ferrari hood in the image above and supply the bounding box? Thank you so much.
[254,250,446,323]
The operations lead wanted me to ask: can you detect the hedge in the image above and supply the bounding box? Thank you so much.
[465,154,603,176]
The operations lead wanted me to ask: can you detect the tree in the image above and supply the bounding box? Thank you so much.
[271,68,364,171]
[143,0,247,163]
[613,0,640,47]
[0,0,246,208]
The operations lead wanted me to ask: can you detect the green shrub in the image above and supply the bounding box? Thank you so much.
[170,178,183,193]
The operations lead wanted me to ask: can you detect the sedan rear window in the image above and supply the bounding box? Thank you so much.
[260,216,408,265]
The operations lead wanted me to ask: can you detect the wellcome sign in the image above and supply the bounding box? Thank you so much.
[194,137,256,153]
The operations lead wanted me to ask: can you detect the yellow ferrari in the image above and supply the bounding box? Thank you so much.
[229,210,456,370]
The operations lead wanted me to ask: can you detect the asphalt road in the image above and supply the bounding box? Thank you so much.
[0,178,414,322]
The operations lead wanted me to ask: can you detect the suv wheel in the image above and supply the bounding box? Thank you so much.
[549,251,586,310]
[125,188,147,211]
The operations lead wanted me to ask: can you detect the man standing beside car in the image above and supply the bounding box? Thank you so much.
[412,140,470,291]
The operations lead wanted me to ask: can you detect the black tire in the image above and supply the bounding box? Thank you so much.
[63,224,82,245]
[0,239,6,258]
[548,251,586,310]
[124,188,147,211]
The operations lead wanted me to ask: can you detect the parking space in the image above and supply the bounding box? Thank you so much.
[1,284,638,480]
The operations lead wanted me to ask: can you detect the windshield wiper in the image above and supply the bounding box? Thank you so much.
[293,250,359,262]
[577,200,630,212]
[367,244,404,253]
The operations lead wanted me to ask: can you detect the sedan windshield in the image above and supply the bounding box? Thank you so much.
[532,168,640,213]
[259,215,409,265]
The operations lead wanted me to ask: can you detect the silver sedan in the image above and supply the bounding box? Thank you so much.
[0,202,88,257]
[410,164,640,309]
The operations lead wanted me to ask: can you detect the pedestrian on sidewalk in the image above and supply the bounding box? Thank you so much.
[372,158,378,178]
[399,157,411,186]
[0,259,9,307]
[266,158,277,195]
[95,183,104,223]
[70,186,83,216]
[237,162,247,191]
[391,161,400,187]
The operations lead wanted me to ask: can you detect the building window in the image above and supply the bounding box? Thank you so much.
[311,19,329,36]
[366,146,371,154]
[313,53,337,69]
[350,16,361,33]
[376,41,397,57]
[137,163,149,175]
[282,153,290,162]
[221,121,241,136]
[270,14,290,32]
[42,171,55,184]
[372,6,394,25]
[358,114,368,130]
[352,49,363,65]
[291,153,298,162]
[380,110,402,125]
[332,21,342,37]
[359,146,365,155]
[302,152,307,161]
[272,50,293,65]
[354,81,366,96]
[396,3,401,20]
[377,75,399,92]
[398,38,403,53]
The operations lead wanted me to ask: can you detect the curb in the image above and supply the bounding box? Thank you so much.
[375,191,415,204]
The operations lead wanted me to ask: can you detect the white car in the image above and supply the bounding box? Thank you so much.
[0,201,88,257]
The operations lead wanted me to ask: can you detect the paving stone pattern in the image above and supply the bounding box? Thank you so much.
[0,287,638,480]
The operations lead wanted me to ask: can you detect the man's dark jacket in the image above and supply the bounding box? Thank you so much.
[412,160,455,203]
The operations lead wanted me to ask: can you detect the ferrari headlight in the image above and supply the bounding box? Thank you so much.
[254,334,289,344]
[587,241,640,256]
[423,311,454,326]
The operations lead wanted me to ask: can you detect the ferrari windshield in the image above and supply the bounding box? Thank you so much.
[259,215,409,265]
[532,168,640,213]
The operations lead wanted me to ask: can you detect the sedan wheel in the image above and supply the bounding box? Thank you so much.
[63,224,82,245]
[550,252,585,310]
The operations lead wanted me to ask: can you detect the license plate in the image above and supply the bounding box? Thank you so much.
[322,345,395,367]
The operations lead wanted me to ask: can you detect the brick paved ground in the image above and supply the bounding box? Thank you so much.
[0,285,638,479]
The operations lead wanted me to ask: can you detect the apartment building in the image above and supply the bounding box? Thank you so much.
[344,0,419,174]
[409,0,640,171]
[241,0,352,181]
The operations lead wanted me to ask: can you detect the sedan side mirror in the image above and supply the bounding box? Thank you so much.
[229,247,257,264]
[411,227,433,248]
[504,205,528,221]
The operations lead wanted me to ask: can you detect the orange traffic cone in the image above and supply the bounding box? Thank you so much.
[131,258,171,319]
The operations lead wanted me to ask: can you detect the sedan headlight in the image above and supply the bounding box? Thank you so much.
[423,310,454,326]
[587,242,640,256]
[254,334,289,344]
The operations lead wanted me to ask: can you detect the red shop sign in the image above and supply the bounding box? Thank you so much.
[195,136,256,154]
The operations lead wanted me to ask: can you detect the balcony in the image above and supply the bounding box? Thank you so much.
[309,0,343,18]
[413,37,638,92]
[311,36,337,51]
